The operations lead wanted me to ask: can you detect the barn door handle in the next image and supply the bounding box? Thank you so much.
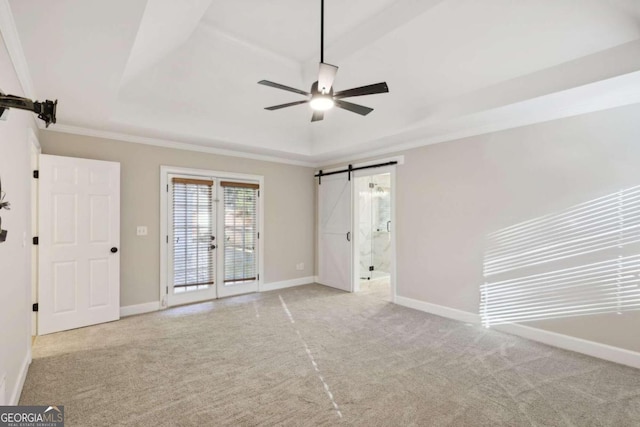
[346,231,351,242]
[110,247,118,253]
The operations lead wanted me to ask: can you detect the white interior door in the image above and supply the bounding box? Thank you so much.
[318,173,353,291]
[38,155,120,335]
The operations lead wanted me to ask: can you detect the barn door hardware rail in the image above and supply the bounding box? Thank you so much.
[315,160,397,184]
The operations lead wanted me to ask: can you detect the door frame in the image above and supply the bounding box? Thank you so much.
[29,128,40,338]
[159,166,264,307]
[317,156,401,302]
[352,165,397,303]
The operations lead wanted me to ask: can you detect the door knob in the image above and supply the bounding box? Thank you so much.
[210,244,217,250]
[110,247,118,253]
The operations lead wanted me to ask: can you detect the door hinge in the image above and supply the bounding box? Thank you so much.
[32,236,39,245]
[166,184,169,192]
[257,274,260,281]
[258,190,260,197]
[257,232,260,239]
[369,266,374,271]
[33,170,39,179]
[166,235,169,243]
[32,303,38,312]
[166,286,168,294]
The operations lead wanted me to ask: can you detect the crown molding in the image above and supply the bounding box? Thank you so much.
[41,123,317,167]
[0,0,35,98]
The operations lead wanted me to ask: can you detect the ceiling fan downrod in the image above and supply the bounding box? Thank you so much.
[320,0,324,63]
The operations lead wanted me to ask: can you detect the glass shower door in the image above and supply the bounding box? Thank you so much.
[371,177,391,278]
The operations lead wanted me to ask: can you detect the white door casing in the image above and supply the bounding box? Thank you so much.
[38,155,120,335]
[29,129,40,336]
[318,173,353,292]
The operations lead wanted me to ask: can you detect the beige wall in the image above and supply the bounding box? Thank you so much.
[39,133,316,307]
[0,32,38,404]
[392,103,640,352]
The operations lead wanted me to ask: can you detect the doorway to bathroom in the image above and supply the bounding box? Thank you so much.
[353,169,394,301]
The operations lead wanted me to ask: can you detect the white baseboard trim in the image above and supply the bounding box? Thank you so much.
[10,351,30,405]
[394,295,640,369]
[120,301,161,317]
[260,276,315,292]
[395,296,480,324]
[494,322,640,370]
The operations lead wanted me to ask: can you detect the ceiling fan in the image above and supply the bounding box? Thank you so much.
[258,0,389,122]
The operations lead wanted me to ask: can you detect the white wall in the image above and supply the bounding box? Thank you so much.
[0,31,37,404]
[392,103,640,353]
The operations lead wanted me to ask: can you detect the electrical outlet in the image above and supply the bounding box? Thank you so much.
[296,263,304,271]
[136,226,148,236]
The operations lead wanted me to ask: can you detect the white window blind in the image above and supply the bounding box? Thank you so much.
[222,181,258,284]
[172,177,214,289]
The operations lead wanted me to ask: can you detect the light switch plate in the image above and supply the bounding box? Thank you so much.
[136,226,148,236]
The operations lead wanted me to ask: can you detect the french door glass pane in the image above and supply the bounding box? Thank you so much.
[172,180,214,292]
[223,186,257,284]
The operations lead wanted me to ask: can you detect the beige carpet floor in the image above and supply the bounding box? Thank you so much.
[20,284,640,426]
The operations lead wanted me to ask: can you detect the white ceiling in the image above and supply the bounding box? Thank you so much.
[6,0,640,165]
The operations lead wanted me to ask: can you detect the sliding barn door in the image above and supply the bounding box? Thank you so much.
[38,155,120,334]
[318,174,353,292]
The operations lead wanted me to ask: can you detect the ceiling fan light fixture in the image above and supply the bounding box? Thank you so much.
[310,94,334,111]
[258,0,388,121]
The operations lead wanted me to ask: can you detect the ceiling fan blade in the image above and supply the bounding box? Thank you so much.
[334,82,389,99]
[265,100,309,111]
[258,80,310,96]
[311,111,324,122]
[317,62,338,94]
[334,100,374,116]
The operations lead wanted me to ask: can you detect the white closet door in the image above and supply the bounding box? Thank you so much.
[318,173,352,292]
[38,155,120,335]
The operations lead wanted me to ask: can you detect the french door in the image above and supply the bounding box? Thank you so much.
[166,173,259,306]
[168,175,217,306]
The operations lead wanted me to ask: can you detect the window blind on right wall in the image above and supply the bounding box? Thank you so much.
[221,181,259,284]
